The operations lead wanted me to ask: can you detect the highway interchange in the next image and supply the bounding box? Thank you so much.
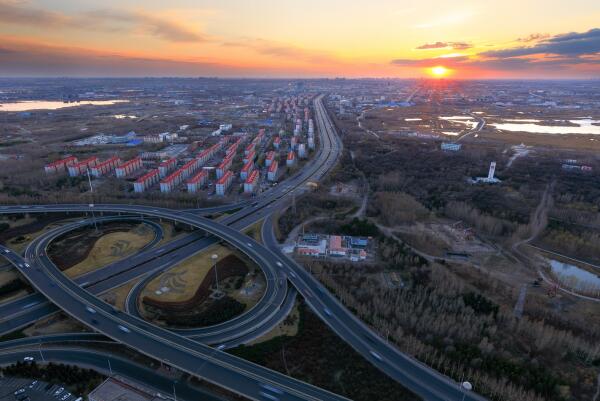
[0,95,486,401]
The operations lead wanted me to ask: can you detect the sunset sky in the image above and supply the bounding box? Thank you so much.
[1,0,599,78]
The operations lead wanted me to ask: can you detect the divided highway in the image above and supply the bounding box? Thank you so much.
[0,95,486,401]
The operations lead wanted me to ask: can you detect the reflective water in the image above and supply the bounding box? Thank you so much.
[549,259,600,292]
[491,119,600,135]
[0,100,128,112]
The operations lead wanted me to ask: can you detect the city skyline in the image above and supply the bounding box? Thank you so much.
[1,0,599,79]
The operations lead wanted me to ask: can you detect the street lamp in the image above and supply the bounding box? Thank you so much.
[211,254,219,292]
[86,167,98,231]
[461,381,472,401]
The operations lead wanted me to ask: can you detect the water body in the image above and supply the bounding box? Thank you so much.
[114,114,138,119]
[548,259,600,293]
[439,116,478,129]
[491,119,600,135]
[0,100,128,112]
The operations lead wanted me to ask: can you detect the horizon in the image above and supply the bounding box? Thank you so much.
[0,0,599,79]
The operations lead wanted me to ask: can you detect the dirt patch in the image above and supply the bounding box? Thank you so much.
[142,244,232,303]
[48,221,144,270]
[23,313,89,336]
[143,253,248,311]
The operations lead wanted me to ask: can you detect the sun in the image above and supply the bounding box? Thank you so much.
[429,66,450,78]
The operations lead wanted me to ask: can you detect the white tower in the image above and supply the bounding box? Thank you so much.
[487,162,496,180]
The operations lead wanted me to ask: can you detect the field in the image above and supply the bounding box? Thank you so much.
[60,223,155,278]
[141,243,232,303]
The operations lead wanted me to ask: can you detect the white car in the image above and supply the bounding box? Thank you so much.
[85,306,96,314]
[61,392,71,400]
[370,350,383,361]
[14,389,25,395]
[54,387,64,396]
[23,356,34,362]
[118,325,130,333]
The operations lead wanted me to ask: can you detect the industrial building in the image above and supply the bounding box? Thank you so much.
[268,160,279,181]
[244,170,260,193]
[90,156,121,177]
[472,161,501,184]
[295,233,370,261]
[134,169,159,193]
[68,156,98,177]
[441,142,462,151]
[44,156,77,174]
[115,157,142,178]
[216,170,233,195]
[186,170,208,192]
[89,377,173,401]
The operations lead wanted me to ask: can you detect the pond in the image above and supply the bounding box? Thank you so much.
[548,259,600,294]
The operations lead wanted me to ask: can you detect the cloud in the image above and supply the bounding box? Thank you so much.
[83,9,207,42]
[392,28,600,76]
[517,33,550,43]
[481,28,600,58]
[222,38,336,63]
[391,55,469,67]
[416,41,472,50]
[0,1,206,42]
[0,37,349,77]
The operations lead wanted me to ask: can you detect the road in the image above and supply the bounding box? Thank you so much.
[0,95,488,401]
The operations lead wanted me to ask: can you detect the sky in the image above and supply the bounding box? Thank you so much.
[0,0,599,79]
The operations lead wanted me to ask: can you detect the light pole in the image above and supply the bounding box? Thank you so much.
[86,167,98,231]
[38,342,45,362]
[108,359,113,376]
[173,381,177,401]
[211,254,219,292]
[461,381,472,401]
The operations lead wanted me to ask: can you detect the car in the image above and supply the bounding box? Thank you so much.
[370,350,383,361]
[3,249,9,254]
[28,381,38,389]
[85,306,96,314]
[54,387,64,396]
[251,202,259,207]
[246,242,253,248]
[323,308,332,317]
[259,392,279,401]
[90,319,99,325]
[23,263,30,268]
[118,325,130,333]
[259,383,284,395]
[216,344,226,350]
[23,356,34,362]
[88,204,94,207]
[61,392,71,400]
[14,389,25,395]
[275,261,283,267]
